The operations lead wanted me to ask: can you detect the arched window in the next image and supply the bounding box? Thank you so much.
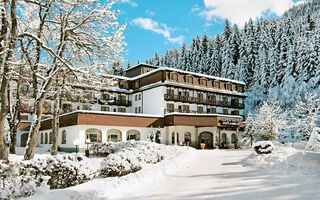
[184,132,191,146]
[40,133,43,144]
[108,129,122,142]
[171,132,179,144]
[127,130,140,141]
[45,132,48,144]
[231,133,237,143]
[85,128,102,143]
[49,132,52,144]
[61,130,66,144]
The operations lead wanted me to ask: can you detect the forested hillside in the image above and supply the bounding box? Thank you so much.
[145,0,320,114]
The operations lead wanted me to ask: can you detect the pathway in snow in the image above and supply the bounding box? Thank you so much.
[119,150,320,200]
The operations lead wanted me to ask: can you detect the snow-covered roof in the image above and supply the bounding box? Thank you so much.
[124,63,160,72]
[41,110,164,121]
[125,66,245,85]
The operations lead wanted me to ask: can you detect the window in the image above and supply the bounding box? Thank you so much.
[85,128,102,143]
[223,109,228,114]
[184,132,191,145]
[49,132,52,144]
[40,133,43,144]
[135,81,139,89]
[170,72,178,82]
[223,96,228,106]
[119,80,128,89]
[171,132,179,144]
[214,81,220,89]
[198,93,204,103]
[82,105,90,110]
[197,106,203,113]
[226,83,232,91]
[61,130,66,144]
[167,89,174,96]
[102,93,109,100]
[167,103,174,112]
[135,95,138,101]
[237,85,244,93]
[101,106,109,112]
[108,129,121,142]
[45,132,48,144]
[23,85,29,91]
[182,105,189,113]
[200,78,207,87]
[135,107,138,113]
[138,94,141,100]
[118,108,126,113]
[127,130,140,141]
[186,75,193,84]
[232,110,240,115]
[119,95,126,101]
[138,107,142,113]
[21,115,28,120]
[208,108,216,113]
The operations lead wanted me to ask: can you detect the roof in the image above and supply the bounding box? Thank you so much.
[124,63,160,72]
[122,64,245,85]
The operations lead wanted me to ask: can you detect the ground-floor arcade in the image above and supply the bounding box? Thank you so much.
[17,111,244,151]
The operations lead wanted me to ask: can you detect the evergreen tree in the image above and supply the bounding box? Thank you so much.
[242,112,256,146]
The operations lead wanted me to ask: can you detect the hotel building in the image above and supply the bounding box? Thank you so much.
[17,64,246,151]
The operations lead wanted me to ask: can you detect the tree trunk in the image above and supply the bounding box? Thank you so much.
[0,0,18,161]
[9,58,22,154]
[51,78,61,155]
[24,99,44,160]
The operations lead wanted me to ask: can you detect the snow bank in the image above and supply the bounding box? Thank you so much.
[21,143,196,200]
[243,144,320,172]
[305,128,320,151]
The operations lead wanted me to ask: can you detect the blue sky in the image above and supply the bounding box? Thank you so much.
[112,0,309,66]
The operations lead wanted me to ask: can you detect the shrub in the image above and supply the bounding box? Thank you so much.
[253,141,275,154]
[96,141,170,177]
[0,155,96,199]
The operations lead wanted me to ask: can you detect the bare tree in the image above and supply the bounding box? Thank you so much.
[0,0,18,160]
[18,0,126,160]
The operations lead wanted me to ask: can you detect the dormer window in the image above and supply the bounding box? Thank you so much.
[134,81,139,89]
[237,85,244,93]
[213,81,220,89]
[226,83,232,91]
[119,80,128,89]
[200,78,207,87]
[170,72,178,82]
[186,75,193,84]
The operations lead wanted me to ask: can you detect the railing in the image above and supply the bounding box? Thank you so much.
[99,98,131,107]
[164,109,243,116]
[164,94,244,109]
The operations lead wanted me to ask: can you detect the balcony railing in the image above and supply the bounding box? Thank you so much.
[164,109,243,116]
[98,98,131,107]
[164,94,244,109]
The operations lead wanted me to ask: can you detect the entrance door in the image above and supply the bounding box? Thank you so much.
[199,132,213,149]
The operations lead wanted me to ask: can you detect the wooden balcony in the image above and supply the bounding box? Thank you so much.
[164,94,245,109]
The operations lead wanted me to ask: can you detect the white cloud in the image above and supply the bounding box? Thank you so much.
[201,0,306,26]
[132,17,184,44]
[116,0,138,7]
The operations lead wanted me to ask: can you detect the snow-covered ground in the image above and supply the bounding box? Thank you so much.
[16,147,319,200]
